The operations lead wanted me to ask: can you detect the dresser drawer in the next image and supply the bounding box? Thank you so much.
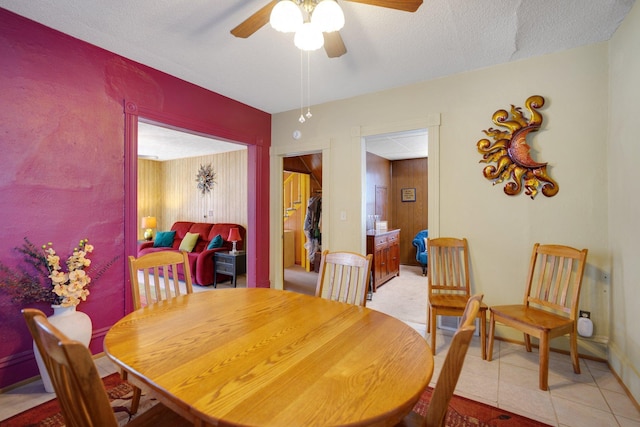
[374,235,388,249]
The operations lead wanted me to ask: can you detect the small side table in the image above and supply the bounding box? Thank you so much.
[213,251,246,288]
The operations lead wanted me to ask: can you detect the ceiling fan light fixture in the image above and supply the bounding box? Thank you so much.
[294,22,324,51]
[270,0,303,33]
[311,0,345,33]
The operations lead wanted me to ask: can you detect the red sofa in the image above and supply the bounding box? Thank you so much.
[137,221,246,286]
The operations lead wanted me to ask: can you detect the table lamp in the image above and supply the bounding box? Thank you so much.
[227,227,242,254]
[141,216,157,241]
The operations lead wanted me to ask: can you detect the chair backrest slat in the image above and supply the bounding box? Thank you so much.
[427,237,470,295]
[525,243,588,318]
[129,251,193,309]
[315,250,373,307]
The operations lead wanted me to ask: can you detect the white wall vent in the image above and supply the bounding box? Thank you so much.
[437,315,480,336]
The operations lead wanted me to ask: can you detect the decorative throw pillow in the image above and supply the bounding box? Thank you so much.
[423,237,428,251]
[207,234,224,250]
[179,232,200,252]
[153,231,176,248]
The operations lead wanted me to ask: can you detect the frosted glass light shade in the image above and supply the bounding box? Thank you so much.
[270,0,303,33]
[311,0,345,33]
[294,22,324,51]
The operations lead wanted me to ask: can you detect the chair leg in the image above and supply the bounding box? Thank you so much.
[130,386,142,414]
[426,305,431,333]
[524,333,532,352]
[487,311,495,361]
[479,310,487,360]
[122,369,141,415]
[539,333,550,391]
[570,331,581,374]
[430,310,437,355]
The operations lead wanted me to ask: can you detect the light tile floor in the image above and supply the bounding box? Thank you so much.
[407,320,640,427]
[2,268,639,426]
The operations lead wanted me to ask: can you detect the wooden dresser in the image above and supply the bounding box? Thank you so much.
[366,229,400,291]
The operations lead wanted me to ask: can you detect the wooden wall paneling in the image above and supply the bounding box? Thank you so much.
[138,150,248,236]
[392,158,428,265]
[283,172,302,265]
[283,154,322,188]
[137,159,163,239]
[375,186,388,223]
[366,152,392,230]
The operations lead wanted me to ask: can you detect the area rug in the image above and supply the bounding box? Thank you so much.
[0,373,159,427]
[1,375,551,427]
[412,388,552,426]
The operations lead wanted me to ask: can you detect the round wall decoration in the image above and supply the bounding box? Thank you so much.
[476,95,559,199]
[196,163,216,195]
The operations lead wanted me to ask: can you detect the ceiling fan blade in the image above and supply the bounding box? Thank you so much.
[324,32,347,58]
[231,0,279,38]
[344,0,422,12]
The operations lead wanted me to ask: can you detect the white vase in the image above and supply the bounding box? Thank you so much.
[33,304,93,393]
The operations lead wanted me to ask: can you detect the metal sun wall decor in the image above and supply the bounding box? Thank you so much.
[477,95,559,199]
[196,163,216,195]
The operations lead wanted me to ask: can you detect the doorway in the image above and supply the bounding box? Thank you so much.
[136,120,248,237]
[365,128,428,267]
[282,153,322,295]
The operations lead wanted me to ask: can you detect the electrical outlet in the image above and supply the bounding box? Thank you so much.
[579,310,591,319]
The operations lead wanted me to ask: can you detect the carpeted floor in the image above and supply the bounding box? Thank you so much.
[1,373,551,427]
[366,264,427,325]
[413,388,552,426]
[283,263,428,325]
[0,373,159,427]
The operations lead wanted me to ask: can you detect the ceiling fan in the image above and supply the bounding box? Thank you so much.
[230,0,423,58]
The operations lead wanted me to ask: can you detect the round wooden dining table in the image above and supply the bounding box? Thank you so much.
[104,288,433,427]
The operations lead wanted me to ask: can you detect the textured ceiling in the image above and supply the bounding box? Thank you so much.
[1,0,635,115]
[137,122,247,161]
[137,121,426,161]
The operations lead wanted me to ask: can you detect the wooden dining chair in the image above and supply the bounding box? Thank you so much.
[315,250,373,306]
[21,308,193,427]
[127,250,194,411]
[427,237,488,359]
[399,294,482,427]
[128,251,193,310]
[487,243,588,390]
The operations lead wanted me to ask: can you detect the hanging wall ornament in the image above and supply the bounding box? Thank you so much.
[196,163,216,195]
[476,95,559,199]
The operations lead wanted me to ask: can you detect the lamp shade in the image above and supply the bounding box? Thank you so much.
[141,216,157,229]
[227,228,242,242]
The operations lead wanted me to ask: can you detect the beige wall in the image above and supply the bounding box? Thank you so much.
[138,149,248,238]
[271,44,612,356]
[608,0,640,404]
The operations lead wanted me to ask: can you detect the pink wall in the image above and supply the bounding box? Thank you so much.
[0,8,271,389]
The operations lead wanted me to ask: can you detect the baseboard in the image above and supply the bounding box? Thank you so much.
[437,315,480,336]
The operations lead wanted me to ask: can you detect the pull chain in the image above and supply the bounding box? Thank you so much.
[306,51,312,119]
[299,49,306,123]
